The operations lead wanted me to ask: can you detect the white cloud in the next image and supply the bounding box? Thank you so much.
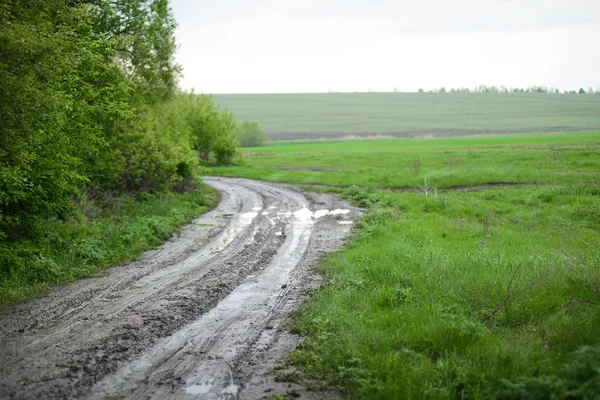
[171,0,600,93]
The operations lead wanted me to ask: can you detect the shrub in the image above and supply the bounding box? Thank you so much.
[239,121,268,147]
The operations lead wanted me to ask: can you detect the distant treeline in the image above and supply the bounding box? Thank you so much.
[419,85,600,94]
[0,0,242,243]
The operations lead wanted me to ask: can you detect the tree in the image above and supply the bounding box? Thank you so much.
[177,94,240,165]
[0,0,186,238]
[0,0,110,238]
[82,0,184,192]
[239,121,268,147]
[90,0,180,103]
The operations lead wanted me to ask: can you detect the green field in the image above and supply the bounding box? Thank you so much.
[209,132,600,399]
[212,92,600,140]
[208,131,600,189]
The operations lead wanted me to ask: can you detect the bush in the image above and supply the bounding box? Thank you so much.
[239,121,268,147]
[491,346,600,399]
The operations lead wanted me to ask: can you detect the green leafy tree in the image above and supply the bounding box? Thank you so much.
[83,0,183,191]
[90,0,180,103]
[0,0,240,244]
[181,94,240,165]
[0,0,186,238]
[0,1,111,238]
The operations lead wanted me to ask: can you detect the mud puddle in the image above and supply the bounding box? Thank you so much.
[0,177,361,399]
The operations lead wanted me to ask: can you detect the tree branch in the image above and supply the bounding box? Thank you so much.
[481,269,551,323]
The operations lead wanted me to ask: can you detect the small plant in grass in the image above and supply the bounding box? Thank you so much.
[416,177,437,198]
[559,248,600,305]
[413,155,421,174]
[480,267,552,324]
[548,145,564,162]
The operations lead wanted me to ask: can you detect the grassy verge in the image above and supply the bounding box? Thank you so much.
[290,185,600,399]
[209,132,600,398]
[0,185,216,307]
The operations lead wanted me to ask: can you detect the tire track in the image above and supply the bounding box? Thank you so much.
[0,177,360,399]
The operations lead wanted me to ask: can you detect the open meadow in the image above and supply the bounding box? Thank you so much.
[4,1,600,398]
[209,131,600,399]
[212,93,600,140]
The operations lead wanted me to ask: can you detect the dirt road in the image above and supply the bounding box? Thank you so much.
[0,177,360,399]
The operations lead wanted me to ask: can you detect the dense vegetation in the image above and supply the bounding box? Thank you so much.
[212,92,600,140]
[0,0,239,305]
[210,133,600,398]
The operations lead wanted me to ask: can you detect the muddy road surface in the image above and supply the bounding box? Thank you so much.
[0,177,360,399]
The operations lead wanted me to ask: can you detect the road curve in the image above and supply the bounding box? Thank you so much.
[0,177,360,399]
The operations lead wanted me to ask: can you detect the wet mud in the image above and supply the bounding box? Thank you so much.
[0,177,361,399]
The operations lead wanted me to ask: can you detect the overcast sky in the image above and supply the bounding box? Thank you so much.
[170,0,600,94]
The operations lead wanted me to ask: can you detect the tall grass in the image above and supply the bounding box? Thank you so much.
[0,186,216,306]
[291,185,600,398]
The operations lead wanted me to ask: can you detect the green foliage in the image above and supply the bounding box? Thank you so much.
[0,0,111,239]
[90,0,180,103]
[492,346,600,399]
[239,120,268,147]
[0,1,242,300]
[183,93,240,165]
[290,185,600,398]
[0,187,216,307]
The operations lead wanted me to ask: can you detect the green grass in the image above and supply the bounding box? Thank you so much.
[212,93,600,140]
[0,185,216,307]
[208,131,600,189]
[210,132,600,399]
[292,186,600,399]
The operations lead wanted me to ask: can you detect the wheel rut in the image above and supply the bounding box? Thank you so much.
[0,177,361,399]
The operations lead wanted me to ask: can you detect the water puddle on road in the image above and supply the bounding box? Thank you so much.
[226,291,255,305]
[308,208,351,219]
[284,208,352,220]
[313,209,329,219]
[183,359,240,398]
[186,383,212,394]
[329,209,350,215]
[211,211,259,253]
[185,383,239,396]
[292,208,313,219]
